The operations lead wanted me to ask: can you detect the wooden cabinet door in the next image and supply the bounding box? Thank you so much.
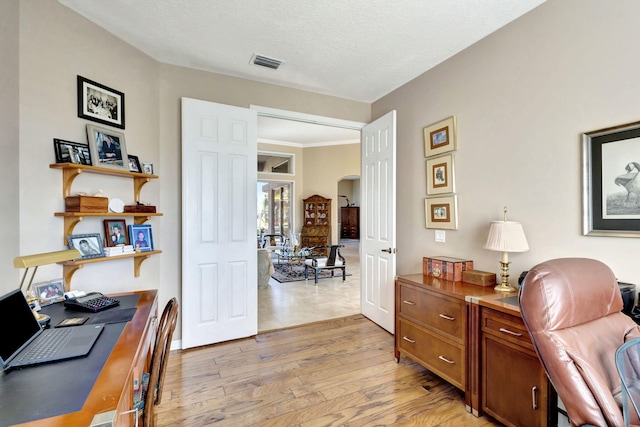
[482,334,549,427]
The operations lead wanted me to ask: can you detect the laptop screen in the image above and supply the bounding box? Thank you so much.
[0,289,42,364]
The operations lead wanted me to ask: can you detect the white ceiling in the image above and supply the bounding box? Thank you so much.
[58,0,546,145]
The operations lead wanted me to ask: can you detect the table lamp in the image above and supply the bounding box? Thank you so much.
[483,207,529,292]
[13,249,81,325]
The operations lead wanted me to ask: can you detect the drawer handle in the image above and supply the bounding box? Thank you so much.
[439,313,455,321]
[403,300,416,305]
[531,386,538,410]
[438,355,454,364]
[499,327,523,337]
[402,336,416,343]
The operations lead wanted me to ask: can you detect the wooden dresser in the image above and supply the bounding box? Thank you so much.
[340,206,359,239]
[395,274,556,425]
[394,274,496,409]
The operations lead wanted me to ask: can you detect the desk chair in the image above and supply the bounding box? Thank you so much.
[616,338,640,426]
[143,297,179,427]
[519,258,640,427]
[303,245,346,284]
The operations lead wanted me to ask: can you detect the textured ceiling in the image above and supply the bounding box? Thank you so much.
[58,0,546,104]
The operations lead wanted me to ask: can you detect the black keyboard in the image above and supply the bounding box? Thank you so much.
[12,328,73,365]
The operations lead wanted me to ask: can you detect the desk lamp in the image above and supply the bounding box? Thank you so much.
[13,249,81,325]
[483,207,529,292]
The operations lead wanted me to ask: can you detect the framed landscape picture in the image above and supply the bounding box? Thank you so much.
[425,195,458,230]
[424,116,457,158]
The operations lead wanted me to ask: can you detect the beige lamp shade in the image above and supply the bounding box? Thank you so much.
[483,221,529,253]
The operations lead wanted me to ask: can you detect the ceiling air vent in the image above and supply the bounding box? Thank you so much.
[251,53,283,70]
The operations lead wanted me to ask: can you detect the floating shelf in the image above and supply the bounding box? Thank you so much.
[54,212,163,243]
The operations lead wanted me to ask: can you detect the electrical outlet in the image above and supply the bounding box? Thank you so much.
[435,230,446,243]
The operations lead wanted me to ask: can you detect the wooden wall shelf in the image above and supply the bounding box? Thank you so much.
[50,163,158,201]
[55,212,163,242]
[60,250,162,286]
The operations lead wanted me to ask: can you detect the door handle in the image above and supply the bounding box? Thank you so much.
[381,248,397,253]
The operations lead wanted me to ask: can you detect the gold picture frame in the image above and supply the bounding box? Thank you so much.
[426,153,455,195]
[425,195,458,230]
[424,116,457,158]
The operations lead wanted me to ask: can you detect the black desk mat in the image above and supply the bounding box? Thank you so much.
[0,294,139,426]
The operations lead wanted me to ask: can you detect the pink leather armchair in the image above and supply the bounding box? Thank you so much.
[519,258,640,426]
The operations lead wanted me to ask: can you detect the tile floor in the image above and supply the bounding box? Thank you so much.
[258,240,361,332]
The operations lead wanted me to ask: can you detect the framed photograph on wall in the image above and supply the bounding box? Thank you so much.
[426,153,455,195]
[424,116,457,157]
[67,233,105,259]
[53,138,92,165]
[583,120,640,237]
[86,124,129,171]
[425,195,458,230]
[128,224,153,252]
[104,219,129,246]
[77,75,125,129]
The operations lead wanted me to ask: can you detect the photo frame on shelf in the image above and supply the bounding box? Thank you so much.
[425,195,458,230]
[424,116,457,158]
[426,153,455,195]
[77,75,125,129]
[128,154,142,173]
[128,223,153,252]
[583,120,640,237]
[104,219,129,247]
[142,162,154,175]
[53,138,92,165]
[67,233,105,259]
[86,123,129,171]
[33,278,66,305]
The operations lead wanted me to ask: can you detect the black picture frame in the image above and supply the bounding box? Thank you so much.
[77,75,125,129]
[53,138,92,165]
[582,120,640,237]
[128,155,142,173]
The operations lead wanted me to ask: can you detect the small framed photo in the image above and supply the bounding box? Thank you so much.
[426,153,455,195]
[86,124,129,171]
[583,120,640,237]
[424,116,457,158]
[67,233,105,259]
[128,224,153,252]
[77,75,125,129]
[104,219,129,247]
[425,195,458,230]
[142,162,154,175]
[128,155,142,173]
[53,138,92,165]
[34,279,66,304]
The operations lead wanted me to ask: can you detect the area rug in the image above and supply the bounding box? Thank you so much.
[271,262,350,283]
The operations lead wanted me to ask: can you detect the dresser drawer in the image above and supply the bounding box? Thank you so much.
[398,319,465,389]
[398,284,465,343]
[481,307,534,351]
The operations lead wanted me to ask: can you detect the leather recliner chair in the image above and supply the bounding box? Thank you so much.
[519,258,640,426]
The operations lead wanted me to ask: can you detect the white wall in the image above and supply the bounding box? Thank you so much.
[373,0,640,284]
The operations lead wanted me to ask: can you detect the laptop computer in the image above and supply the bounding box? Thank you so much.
[0,289,104,371]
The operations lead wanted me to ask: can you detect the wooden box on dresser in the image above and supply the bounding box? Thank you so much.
[394,274,496,410]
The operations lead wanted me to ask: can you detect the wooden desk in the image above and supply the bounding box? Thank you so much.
[4,290,158,427]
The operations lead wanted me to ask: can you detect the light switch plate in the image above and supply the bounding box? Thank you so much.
[435,230,446,243]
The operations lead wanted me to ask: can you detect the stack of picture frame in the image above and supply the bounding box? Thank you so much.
[424,116,458,230]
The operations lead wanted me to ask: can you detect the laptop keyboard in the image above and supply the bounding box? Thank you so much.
[12,328,74,365]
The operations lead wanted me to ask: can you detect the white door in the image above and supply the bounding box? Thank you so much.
[181,97,258,349]
[360,111,397,333]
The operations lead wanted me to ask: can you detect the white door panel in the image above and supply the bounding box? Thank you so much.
[182,98,257,349]
[361,111,396,333]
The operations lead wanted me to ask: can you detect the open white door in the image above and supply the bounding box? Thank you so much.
[361,111,397,333]
[181,97,258,349]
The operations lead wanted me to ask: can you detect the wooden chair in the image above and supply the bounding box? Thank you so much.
[141,297,179,427]
[303,245,346,284]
